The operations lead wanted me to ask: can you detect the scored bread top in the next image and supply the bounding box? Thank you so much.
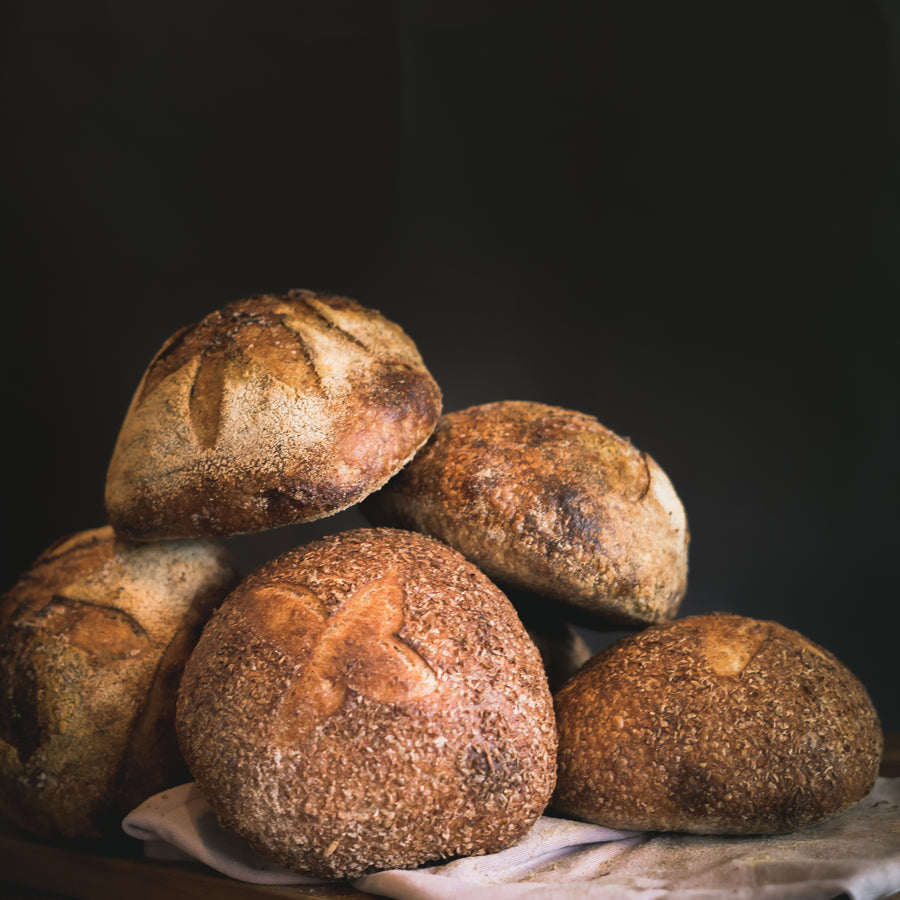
[176,527,557,879]
[552,613,883,835]
[0,526,239,839]
[363,400,688,625]
[105,290,442,541]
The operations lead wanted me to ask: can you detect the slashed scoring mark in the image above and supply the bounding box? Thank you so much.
[251,575,438,738]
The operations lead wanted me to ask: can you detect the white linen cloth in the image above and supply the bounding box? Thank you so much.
[122,778,900,899]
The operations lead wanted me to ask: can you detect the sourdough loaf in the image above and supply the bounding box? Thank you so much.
[0,526,239,840]
[105,289,441,541]
[552,613,883,834]
[363,400,688,625]
[176,527,557,879]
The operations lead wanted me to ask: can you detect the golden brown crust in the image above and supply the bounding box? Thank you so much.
[552,614,884,834]
[176,527,557,879]
[105,290,442,541]
[363,401,688,625]
[0,526,239,840]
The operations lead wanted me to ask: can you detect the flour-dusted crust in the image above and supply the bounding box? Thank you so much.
[363,401,688,625]
[0,526,239,840]
[552,614,883,834]
[176,527,557,879]
[105,290,442,541]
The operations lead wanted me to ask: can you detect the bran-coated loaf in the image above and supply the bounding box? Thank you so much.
[176,527,557,879]
[552,613,883,834]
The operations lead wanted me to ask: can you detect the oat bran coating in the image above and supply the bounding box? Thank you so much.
[176,527,558,879]
[552,613,883,834]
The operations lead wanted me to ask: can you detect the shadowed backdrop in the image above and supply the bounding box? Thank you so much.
[2,1,898,730]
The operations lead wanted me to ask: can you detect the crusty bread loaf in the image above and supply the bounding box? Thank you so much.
[552,613,883,834]
[0,526,239,840]
[363,400,688,625]
[105,289,442,541]
[176,527,557,879]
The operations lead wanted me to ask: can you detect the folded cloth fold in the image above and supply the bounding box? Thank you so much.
[122,783,325,885]
[123,778,900,899]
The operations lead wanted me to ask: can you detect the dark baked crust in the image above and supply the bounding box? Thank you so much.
[176,527,557,879]
[105,290,442,541]
[0,526,239,839]
[552,614,883,834]
[363,401,688,625]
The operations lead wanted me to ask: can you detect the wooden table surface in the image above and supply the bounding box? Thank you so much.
[2,735,898,900]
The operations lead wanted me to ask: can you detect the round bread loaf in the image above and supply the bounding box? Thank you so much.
[105,289,442,541]
[363,400,688,625]
[552,613,883,834]
[0,526,239,840]
[176,527,557,879]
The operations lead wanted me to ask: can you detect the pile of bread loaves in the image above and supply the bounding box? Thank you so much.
[0,290,883,879]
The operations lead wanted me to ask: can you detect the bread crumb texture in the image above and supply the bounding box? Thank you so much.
[176,527,558,879]
[552,613,883,834]
[105,290,441,540]
[0,526,239,839]
[363,400,688,625]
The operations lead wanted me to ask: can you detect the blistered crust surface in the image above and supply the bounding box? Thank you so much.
[105,290,442,540]
[364,401,688,625]
[0,526,239,839]
[552,614,883,834]
[176,527,558,879]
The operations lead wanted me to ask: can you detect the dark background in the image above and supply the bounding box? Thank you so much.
[2,2,898,731]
